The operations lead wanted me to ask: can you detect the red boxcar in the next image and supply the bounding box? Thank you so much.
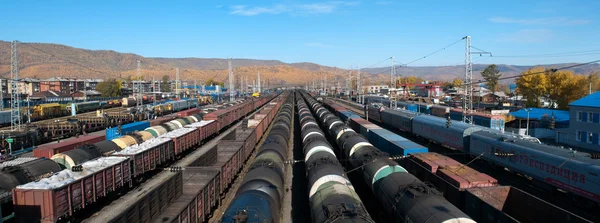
[404,152,498,210]
[103,171,183,223]
[185,120,218,142]
[160,128,200,156]
[13,157,132,223]
[177,108,202,117]
[33,134,105,159]
[156,169,220,223]
[112,138,175,178]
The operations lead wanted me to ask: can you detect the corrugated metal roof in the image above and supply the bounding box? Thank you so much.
[509,108,570,122]
[569,91,600,108]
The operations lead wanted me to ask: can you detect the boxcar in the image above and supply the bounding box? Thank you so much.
[13,157,131,223]
[411,115,484,151]
[156,169,220,223]
[380,109,419,133]
[33,134,105,159]
[113,137,174,178]
[367,128,428,156]
[470,131,600,203]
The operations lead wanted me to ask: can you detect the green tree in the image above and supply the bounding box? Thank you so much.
[161,75,170,92]
[481,64,502,94]
[96,78,122,97]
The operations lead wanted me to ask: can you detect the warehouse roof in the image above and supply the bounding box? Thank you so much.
[509,108,570,122]
[569,91,600,108]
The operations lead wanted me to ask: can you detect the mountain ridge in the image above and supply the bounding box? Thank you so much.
[1,40,598,84]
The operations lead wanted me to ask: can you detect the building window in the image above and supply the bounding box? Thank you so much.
[578,112,583,122]
[593,113,600,124]
[588,133,593,144]
[589,113,594,123]
[576,131,582,141]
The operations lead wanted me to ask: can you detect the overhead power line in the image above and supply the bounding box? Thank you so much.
[493,50,600,58]
[458,59,600,87]
[404,38,464,66]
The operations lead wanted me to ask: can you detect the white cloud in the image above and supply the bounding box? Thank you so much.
[498,29,554,43]
[229,1,359,16]
[489,16,591,25]
[305,42,333,48]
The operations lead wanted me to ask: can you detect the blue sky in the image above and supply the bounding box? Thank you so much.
[1,0,598,68]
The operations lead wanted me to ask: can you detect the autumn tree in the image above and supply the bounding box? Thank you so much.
[481,64,502,94]
[96,78,122,97]
[516,67,548,107]
[499,83,511,95]
[205,78,224,87]
[451,78,464,88]
[124,75,133,88]
[517,67,589,109]
[160,75,170,92]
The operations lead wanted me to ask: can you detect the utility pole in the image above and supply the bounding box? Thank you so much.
[194,79,197,99]
[136,60,142,108]
[176,67,180,100]
[257,71,261,93]
[462,36,491,124]
[347,65,352,95]
[10,40,21,131]
[463,36,473,124]
[357,66,361,94]
[391,56,396,89]
[228,58,234,102]
[152,77,156,106]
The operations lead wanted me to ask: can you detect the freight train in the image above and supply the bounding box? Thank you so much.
[122,93,287,223]
[220,94,294,223]
[3,95,276,223]
[0,97,211,156]
[361,96,506,131]
[301,92,475,223]
[358,103,600,207]
[297,93,374,223]
[325,99,597,221]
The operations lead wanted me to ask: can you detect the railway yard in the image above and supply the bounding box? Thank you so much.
[0,90,598,223]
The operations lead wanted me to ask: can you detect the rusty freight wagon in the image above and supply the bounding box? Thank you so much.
[113,137,175,178]
[12,157,131,223]
[159,128,200,156]
[156,169,220,223]
[185,120,218,143]
[33,134,106,159]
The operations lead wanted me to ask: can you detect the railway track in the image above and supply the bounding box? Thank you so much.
[82,97,278,223]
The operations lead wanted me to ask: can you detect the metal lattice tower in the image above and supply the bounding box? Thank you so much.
[463,36,472,123]
[257,71,261,93]
[228,58,234,102]
[10,40,21,130]
[391,56,396,89]
[462,36,491,124]
[176,67,180,99]
[357,66,361,94]
[347,65,352,95]
[136,60,142,108]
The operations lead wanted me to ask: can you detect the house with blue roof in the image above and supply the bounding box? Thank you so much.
[556,91,600,152]
[508,108,570,138]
